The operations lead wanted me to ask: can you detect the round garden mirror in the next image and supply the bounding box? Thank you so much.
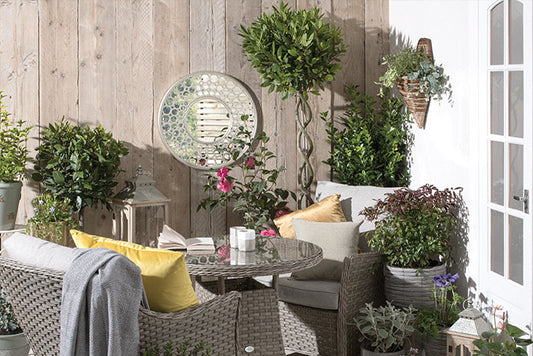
[158,72,258,169]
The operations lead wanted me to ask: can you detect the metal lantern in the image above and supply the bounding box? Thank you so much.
[445,301,492,356]
[112,166,170,246]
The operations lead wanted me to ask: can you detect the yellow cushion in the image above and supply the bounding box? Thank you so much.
[273,194,346,238]
[71,230,199,313]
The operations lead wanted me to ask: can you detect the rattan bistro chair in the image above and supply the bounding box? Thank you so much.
[278,251,384,356]
[0,256,241,356]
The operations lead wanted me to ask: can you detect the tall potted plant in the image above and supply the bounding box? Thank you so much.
[240,2,346,208]
[354,301,416,356]
[32,118,128,228]
[0,91,32,231]
[361,184,462,308]
[0,287,29,356]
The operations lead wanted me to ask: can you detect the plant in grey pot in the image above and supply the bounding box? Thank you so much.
[32,118,128,228]
[361,184,463,308]
[0,287,29,356]
[354,301,416,356]
[240,2,346,208]
[0,91,32,231]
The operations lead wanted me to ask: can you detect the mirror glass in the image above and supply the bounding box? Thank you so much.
[158,72,258,169]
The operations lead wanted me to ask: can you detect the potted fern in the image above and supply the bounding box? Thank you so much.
[0,287,29,355]
[0,91,32,231]
[378,39,452,129]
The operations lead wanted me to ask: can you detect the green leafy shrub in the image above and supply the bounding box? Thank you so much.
[361,184,463,268]
[0,91,32,183]
[142,340,212,356]
[32,118,129,213]
[239,1,346,100]
[354,301,416,353]
[0,286,21,335]
[474,323,533,356]
[323,85,412,187]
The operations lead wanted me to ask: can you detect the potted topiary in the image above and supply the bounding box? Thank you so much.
[0,287,29,356]
[361,184,463,308]
[354,301,416,356]
[0,91,32,231]
[32,118,128,228]
[240,2,346,207]
[378,39,452,129]
[26,193,78,246]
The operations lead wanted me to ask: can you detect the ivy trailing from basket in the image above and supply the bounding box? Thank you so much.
[323,85,413,187]
[141,340,212,356]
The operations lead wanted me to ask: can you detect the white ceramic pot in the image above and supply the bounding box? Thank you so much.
[361,347,406,356]
[384,263,446,308]
[0,332,30,356]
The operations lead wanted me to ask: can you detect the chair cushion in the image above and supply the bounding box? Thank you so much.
[277,277,340,310]
[2,232,73,272]
[274,194,346,238]
[315,181,399,233]
[71,230,199,313]
[291,218,362,281]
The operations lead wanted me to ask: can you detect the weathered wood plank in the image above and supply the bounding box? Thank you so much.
[365,0,389,98]
[153,0,191,237]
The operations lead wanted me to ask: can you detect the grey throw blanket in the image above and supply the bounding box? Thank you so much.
[60,248,148,356]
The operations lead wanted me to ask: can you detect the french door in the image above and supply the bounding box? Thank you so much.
[480,0,532,328]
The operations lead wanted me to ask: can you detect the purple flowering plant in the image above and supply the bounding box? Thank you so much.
[26,193,78,242]
[198,115,296,231]
[416,272,464,338]
[361,184,463,268]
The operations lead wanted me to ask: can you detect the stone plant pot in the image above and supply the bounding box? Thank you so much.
[0,332,30,356]
[0,182,22,231]
[423,330,447,356]
[361,347,406,356]
[384,263,446,308]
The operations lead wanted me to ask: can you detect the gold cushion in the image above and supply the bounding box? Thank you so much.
[273,194,346,238]
[71,230,199,313]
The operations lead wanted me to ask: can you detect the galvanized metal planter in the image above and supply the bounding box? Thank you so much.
[0,182,22,231]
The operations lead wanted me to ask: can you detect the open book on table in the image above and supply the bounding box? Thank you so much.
[158,224,215,252]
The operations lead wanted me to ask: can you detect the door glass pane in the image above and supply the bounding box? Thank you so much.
[491,2,504,65]
[509,144,523,211]
[491,72,504,135]
[509,71,523,138]
[491,210,504,276]
[491,141,504,205]
[509,0,523,64]
[509,215,523,284]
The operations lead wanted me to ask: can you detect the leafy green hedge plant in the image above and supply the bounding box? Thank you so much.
[323,85,412,187]
[33,118,128,217]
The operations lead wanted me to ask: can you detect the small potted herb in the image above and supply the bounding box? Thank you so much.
[473,317,532,355]
[416,273,464,355]
[378,40,452,129]
[0,287,29,355]
[361,184,463,308]
[0,91,32,230]
[26,193,78,246]
[354,301,416,355]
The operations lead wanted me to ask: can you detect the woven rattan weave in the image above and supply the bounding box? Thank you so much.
[0,256,241,356]
[278,252,384,356]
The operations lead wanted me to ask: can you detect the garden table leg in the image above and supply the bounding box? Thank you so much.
[272,274,279,290]
[217,276,226,294]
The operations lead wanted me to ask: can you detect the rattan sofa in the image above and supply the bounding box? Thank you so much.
[0,256,241,356]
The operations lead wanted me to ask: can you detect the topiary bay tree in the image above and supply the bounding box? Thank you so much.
[32,118,129,227]
[240,2,346,207]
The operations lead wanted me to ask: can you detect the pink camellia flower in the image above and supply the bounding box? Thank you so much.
[275,206,291,218]
[244,156,256,169]
[217,166,229,181]
[217,179,233,193]
[260,229,277,237]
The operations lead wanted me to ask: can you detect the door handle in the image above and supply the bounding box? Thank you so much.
[513,189,529,214]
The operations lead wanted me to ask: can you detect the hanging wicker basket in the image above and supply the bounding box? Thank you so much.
[396,38,434,129]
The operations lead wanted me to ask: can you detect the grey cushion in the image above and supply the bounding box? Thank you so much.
[291,218,362,281]
[315,181,399,233]
[2,232,73,272]
[277,277,340,310]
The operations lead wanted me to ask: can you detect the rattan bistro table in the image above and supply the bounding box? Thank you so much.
[185,236,322,356]
[185,235,323,293]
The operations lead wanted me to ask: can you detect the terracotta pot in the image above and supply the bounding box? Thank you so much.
[0,332,30,356]
[384,263,446,308]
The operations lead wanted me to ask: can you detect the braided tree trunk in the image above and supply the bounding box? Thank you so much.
[295,94,314,208]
